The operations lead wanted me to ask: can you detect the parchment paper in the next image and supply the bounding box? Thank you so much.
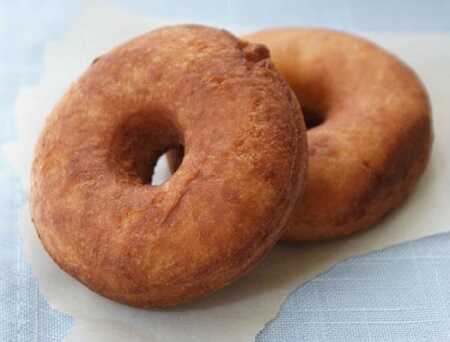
[5,1,450,341]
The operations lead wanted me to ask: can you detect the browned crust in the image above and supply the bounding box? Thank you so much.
[169,27,432,242]
[244,28,432,242]
[30,25,307,307]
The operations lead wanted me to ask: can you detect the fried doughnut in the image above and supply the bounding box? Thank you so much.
[169,28,432,242]
[30,25,307,307]
[246,28,432,241]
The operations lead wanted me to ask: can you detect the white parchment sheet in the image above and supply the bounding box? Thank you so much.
[5,1,450,341]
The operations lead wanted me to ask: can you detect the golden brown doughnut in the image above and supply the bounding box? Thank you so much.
[246,28,432,241]
[30,25,308,307]
[169,28,432,242]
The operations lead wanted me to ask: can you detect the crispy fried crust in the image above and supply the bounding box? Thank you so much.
[30,25,307,307]
[244,28,432,241]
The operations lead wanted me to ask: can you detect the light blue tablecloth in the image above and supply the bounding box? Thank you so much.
[257,234,450,342]
[1,1,449,341]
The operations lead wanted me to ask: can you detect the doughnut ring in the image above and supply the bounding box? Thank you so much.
[30,25,307,307]
[245,28,432,241]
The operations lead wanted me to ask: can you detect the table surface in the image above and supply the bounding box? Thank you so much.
[1,1,450,341]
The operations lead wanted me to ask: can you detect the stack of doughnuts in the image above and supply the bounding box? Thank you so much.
[31,25,432,307]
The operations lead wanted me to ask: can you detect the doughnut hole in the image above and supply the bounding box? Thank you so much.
[152,151,176,185]
[282,73,329,131]
[166,146,184,174]
[109,113,184,186]
[302,106,326,129]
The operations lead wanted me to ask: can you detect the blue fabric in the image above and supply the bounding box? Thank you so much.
[257,233,450,342]
[1,1,449,341]
[0,2,79,341]
[0,162,74,342]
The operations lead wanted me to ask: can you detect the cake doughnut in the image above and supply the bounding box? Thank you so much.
[246,28,432,241]
[169,28,432,242]
[30,25,307,307]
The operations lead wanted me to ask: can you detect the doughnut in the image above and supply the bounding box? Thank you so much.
[169,28,432,242]
[30,25,307,307]
[246,28,432,241]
